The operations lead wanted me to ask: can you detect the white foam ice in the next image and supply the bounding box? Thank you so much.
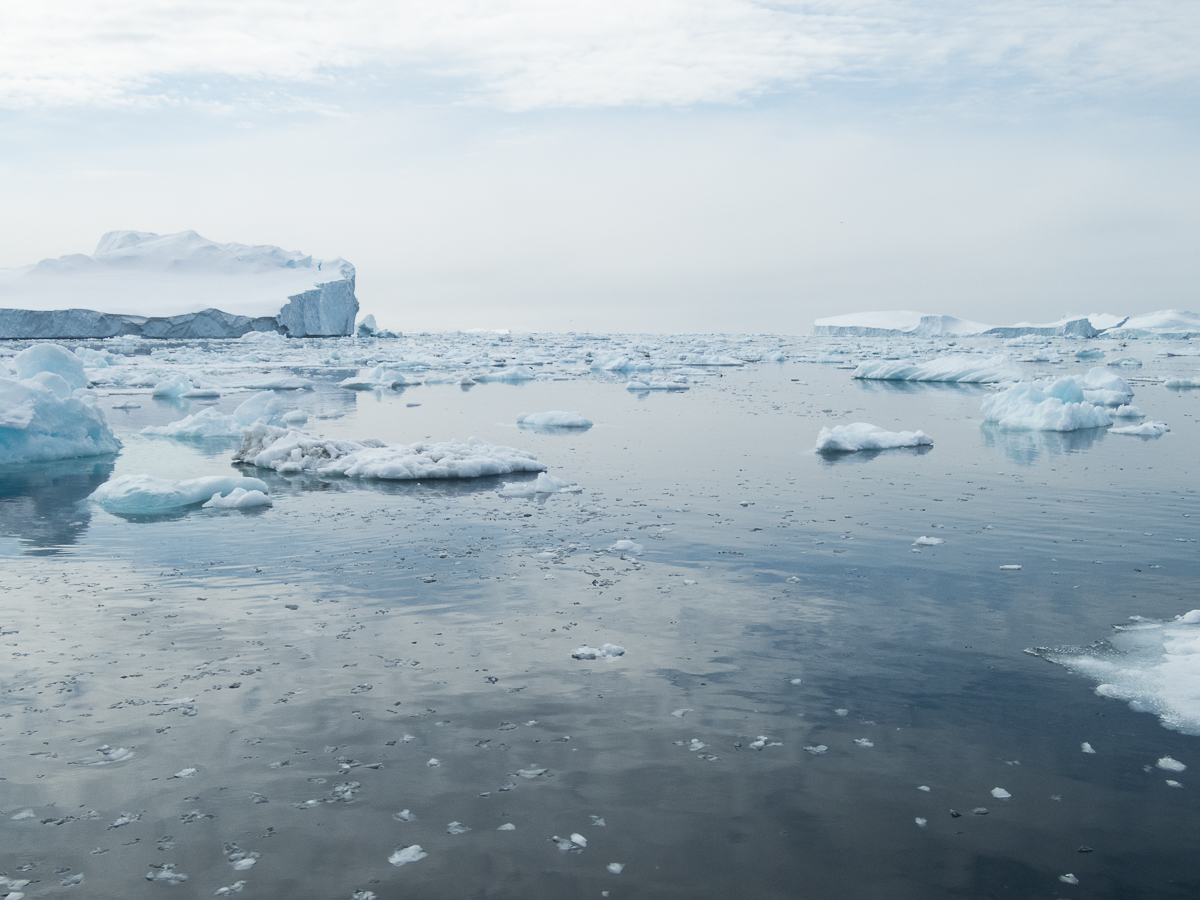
[516,411,593,428]
[853,354,1021,383]
[1,345,121,464]
[1037,611,1200,735]
[497,473,582,497]
[1110,421,1169,436]
[235,424,545,480]
[571,643,625,660]
[981,378,1112,431]
[816,423,933,452]
[89,475,270,514]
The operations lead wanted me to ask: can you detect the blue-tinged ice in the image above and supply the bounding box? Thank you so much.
[89,475,270,514]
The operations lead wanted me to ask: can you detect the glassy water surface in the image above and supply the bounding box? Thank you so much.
[2,341,1199,899]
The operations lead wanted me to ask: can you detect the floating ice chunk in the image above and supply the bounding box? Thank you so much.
[497,823,516,831]
[476,365,537,383]
[625,378,689,391]
[388,845,427,867]
[789,677,802,684]
[10,808,34,820]
[446,821,471,834]
[749,736,781,750]
[915,817,927,827]
[15,343,89,389]
[1037,614,1200,735]
[914,536,944,546]
[172,767,198,778]
[591,816,606,826]
[1108,357,1142,368]
[235,425,546,480]
[282,409,308,426]
[803,745,828,755]
[571,644,625,660]
[991,787,1011,799]
[202,487,272,509]
[672,708,693,717]
[854,738,874,748]
[394,809,414,822]
[497,473,582,497]
[517,411,593,428]
[0,375,121,463]
[146,865,188,884]
[426,758,440,767]
[550,834,587,851]
[835,708,848,716]
[214,881,247,895]
[999,565,1022,570]
[1059,874,1079,884]
[1166,779,1183,787]
[109,812,140,828]
[853,355,1021,383]
[143,407,241,438]
[1110,421,1169,436]
[1112,404,1144,418]
[816,422,932,452]
[688,739,708,751]
[570,833,587,847]
[152,373,194,398]
[90,475,269,514]
[1081,742,1096,754]
[1158,756,1187,772]
[1164,377,1200,388]
[81,745,134,765]
[607,862,625,874]
[515,767,547,778]
[1082,367,1135,406]
[981,378,1111,431]
[918,785,931,791]
[608,539,642,554]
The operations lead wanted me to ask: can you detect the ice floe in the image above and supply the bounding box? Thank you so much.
[852,354,1021,383]
[981,378,1111,431]
[387,845,427,866]
[1110,421,1169,436]
[816,423,933,452]
[89,475,270,514]
[571,644,625,660]
[235,425,546,480]
[517,410,593,428]
[497,473,582,497]
[202,487,272,509]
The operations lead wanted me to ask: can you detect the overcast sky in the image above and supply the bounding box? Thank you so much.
[2,1,1198,333]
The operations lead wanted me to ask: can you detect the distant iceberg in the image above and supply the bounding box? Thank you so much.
[814,310,1134,339]
[853,354,1021,383]
[0,231,358,339]
[516,411,593,428]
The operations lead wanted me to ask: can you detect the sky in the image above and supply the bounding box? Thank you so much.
[2,0,1198,333]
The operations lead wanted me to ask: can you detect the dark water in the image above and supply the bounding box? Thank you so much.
[2,352,1199,899]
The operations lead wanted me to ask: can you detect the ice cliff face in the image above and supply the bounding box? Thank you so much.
[0,231,358,339]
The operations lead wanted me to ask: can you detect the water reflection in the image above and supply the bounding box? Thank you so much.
[0,455,116,552]
[816,444,934,466]
[979,422,1107,465]
[517,422,594,436]
[854,379,990,396]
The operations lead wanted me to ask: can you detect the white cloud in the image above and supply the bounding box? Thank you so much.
[1,1,1197,111]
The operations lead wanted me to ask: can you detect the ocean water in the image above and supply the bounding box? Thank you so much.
[2,341,1199,899]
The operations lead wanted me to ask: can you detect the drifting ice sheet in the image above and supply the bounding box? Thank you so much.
[235,424,546,480]
[853,355,1021,383]
[816,423,933,452]
[89,475,270,514]
[1036,611,1200,735]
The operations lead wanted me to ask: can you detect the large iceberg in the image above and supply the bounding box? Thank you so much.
[234,425,546,480]
[0,344,121,464]
[0,231,358,339]
[980,378,1112,431]
[853,354,1021,383]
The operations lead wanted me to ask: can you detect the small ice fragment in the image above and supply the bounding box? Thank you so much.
[232,858,256,871]
[516,767,547,778]
[607,863,625,874]
[570,833,587,847]
[497,823,516,831]
[835,709,849,717]
[1059,874,1079,884]
[803,745,827,755]
[427,758,441,767]
[991,787,1011,799]
[918,785,931,792]
[394,809,414,822]
[672,708,693,718]
[350,892,376,900]
[854,738,874,748]
[688,739,708,751]
[60,873,83,886]
[145,865,188,884]
[608,540,643,554]
[1166,779,1183,788]
[972,807,989,815]
[591,816,606,826]
[1157,756,1187,772]
[172,768,198,778]
[1081,742,1096,754]
[914,536,944,546]
[446,821,470,835]
[999,565,1022,570]
[214,881,246,895]
[790,678,803,685]
[914,817,927,827]
[11,809,34,820]
[388,845,428,866]
[571,643,625,660]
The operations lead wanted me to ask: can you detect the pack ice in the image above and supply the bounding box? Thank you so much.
[0,230,358,338]
[0,344,121,463]
[234,424,546,480]
[816,423,933,452]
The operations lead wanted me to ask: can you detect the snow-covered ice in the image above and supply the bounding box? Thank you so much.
[1110,421,1169,436]
[497,473,581,497]
[516,411,593,428]
[816,423,933,452]
[89,475,270,514]
[571,643,626,660]
[981,378,1112,431]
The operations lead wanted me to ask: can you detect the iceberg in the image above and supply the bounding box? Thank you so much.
[141,391,292,439]
[516,411,593,428]
[853,355,1021,383]
[816,422,933,452]
[0,231,358,338]
[814,311,992,337]
[1081,367,1134,407]
[0,345,121,464]
[980,378,1112,431]
[89,475,271,514]
[234,424,546,480]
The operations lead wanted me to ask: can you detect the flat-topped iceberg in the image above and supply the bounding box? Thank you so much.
[234,424,546,480]
[853,354,1021,383]
[814,311,992,337]
[981,378,1112,431]
[516,411,593,428]
[0,230,358,339]
[816,423,933,452]
[0,344,121,464]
